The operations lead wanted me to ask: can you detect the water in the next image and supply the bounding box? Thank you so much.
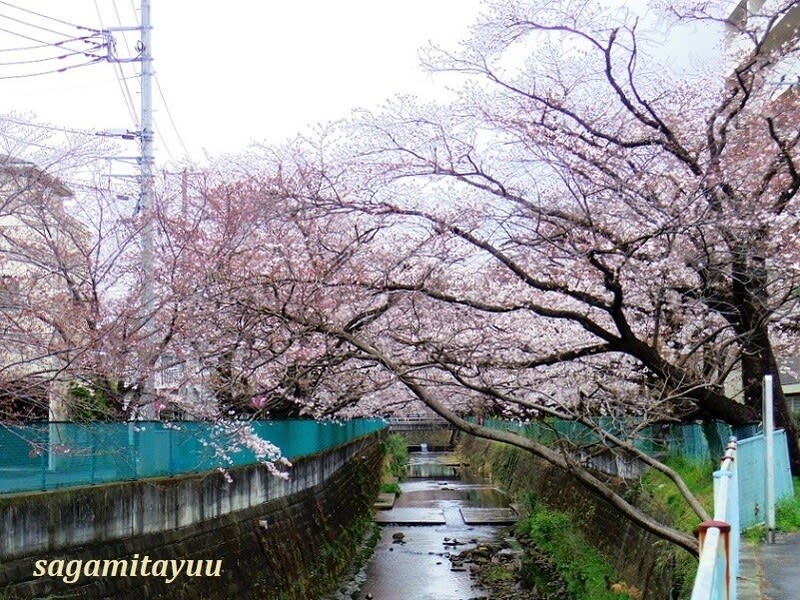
[355,451,513,600]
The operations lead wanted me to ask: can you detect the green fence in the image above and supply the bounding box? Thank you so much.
[737,430,794,529]
[480,417,760,462]
[0,419,387,495]
[480,417,794,529]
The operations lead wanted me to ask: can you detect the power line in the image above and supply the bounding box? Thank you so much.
[0,26,106,58]
[0,11,82,40]
[0,116,99,136]
[0,1,101,33]
[115,0,190,161]
[93,0,139,129]
[0,40,74,53]
[0,45,105,68]
[0,131,69,151]
[110,0,140,124]
[0,56,104,80]
[154,75,191,158]
[152,118,176,163]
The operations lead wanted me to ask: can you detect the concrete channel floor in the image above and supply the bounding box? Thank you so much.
[738,532,800,600]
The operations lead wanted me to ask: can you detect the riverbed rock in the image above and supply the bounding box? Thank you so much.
[446,536,574,600]
[443,538,466,546]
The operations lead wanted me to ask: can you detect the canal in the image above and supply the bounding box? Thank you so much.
[352,450,519,599]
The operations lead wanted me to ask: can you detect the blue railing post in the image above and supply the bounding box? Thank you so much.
[691,437,738,600]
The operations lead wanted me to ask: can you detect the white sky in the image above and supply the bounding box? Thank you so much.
[0,1,485,165]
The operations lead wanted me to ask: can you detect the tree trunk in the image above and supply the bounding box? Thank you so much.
[731,243,800,475]
[741,334,800,475]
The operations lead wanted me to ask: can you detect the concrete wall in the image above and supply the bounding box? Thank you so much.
[0,432,384,599]
[459,436,687,600]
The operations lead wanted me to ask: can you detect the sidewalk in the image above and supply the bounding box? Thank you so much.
[737,532,800,600]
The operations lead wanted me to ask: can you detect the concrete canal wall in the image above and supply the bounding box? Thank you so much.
[0,432,384,599]
[459,436,685,600]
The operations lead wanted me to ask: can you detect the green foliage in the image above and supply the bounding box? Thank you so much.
[742,525,766,544]
[487,442,520,482]
[776,478,800,530]
[640,457,715,533]
[483,564,515,583]
[519,556,553,592]
[68,382,113,421]
[529,509,571,542]
[517,504,633,600]
[382,433,409,479]
[380,482,401,495]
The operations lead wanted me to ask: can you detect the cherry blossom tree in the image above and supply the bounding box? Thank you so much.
[311,0,799,469]
[147,159,701,554]
[151,0,800,553]
[0,117,152,421]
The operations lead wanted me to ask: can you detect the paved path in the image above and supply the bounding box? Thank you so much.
[738,533,800,600]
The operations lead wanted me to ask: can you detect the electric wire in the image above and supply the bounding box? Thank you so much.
[153,118,176,163]
[93,0,139,129]
[0,33,103,54]
[0,131,71,151]
[0,27,105,70]
[0,11,85,40]
[0,26,106,58]
[0,40,76,53]
[0,34,105,67]
[111,0,135,59]
[154,75,191,158]
[0,1,101,33]
[109,0,140,124]
[0,116,100,137]
[114,0,191,161]
[0,49,100,68]
[0,56,104,80]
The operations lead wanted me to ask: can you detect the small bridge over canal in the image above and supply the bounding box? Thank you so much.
[387,416,460,450]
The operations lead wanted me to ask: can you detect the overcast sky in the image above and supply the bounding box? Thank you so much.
[0,1,484,165]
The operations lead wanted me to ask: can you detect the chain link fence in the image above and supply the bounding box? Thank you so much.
[0,419,387,494]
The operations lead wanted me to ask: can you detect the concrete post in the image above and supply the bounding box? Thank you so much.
[764,374,776,544]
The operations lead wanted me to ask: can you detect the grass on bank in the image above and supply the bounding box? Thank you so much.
[742,477,800,542]
[637,457,715,534]
[777,477,800,529]
[516,493,634,600]
[640,458,800,537]
[379,481,401,494]
[380,433,408,495]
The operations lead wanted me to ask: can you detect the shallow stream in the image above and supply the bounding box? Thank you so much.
[355,450,515,600]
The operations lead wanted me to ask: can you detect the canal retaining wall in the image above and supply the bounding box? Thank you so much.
[0,431,384,599]
[459,436,686,600]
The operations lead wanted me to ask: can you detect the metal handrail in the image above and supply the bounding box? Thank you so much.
[690,437,739,600]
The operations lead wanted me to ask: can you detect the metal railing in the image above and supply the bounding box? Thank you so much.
[691,437,740,600]
[387,415,451,431]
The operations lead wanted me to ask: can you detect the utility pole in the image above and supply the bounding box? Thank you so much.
[100,1,156,417]
[139,0,156,417]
